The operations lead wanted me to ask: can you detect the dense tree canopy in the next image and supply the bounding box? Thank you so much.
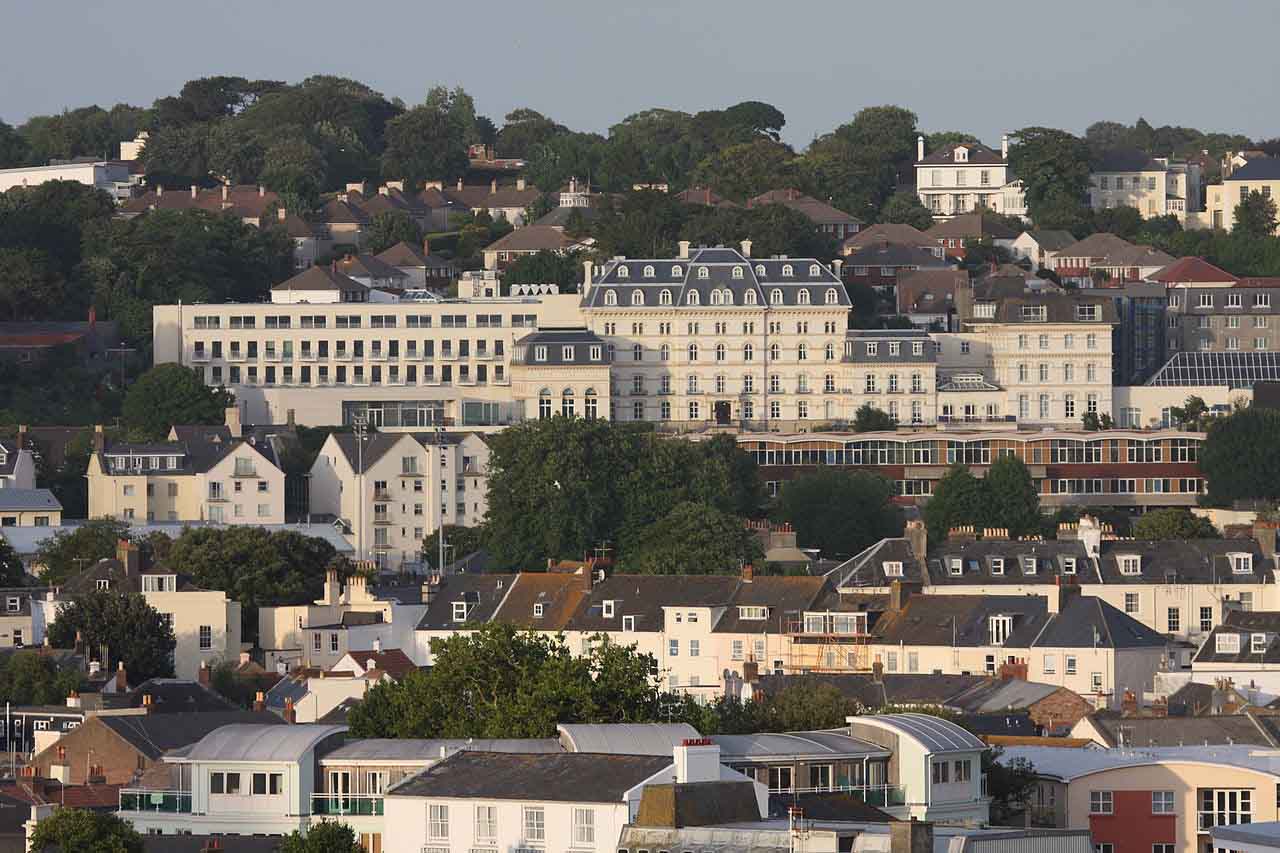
[36,518,132,585]
[773,469,902,558]
[923,465,989,541]
[1200,406,1280,505]
[503,249,586,293]
[852,403,896,432]
[1235,191,1279,239]
[620,502,764,574]
[0,535,24,586]
[364,210,424,255]
[1132,508,1219,540]
[26,807,144,853]
[122,364,233,439]
[0,651,85,705]
[279,821,365,853]
[924,458,1041,541]
[48,591,176,682]
[879,192,934,230]
[1007,127,1092,229]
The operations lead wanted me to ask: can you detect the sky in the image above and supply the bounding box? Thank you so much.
[4,0,1280,149]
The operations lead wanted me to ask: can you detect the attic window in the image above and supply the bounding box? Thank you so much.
[617,265,629,279]
[1062,558,1077,575]
[533,603,544,618]
[954,147,968,162]
[739,606,768,620]
[948,558,963,576]
[883,561,903,577]
[1119,555,1142,576]
[697,267,710,280]
[1253,633,1268,654]
[96,579,110,591]
[732,266,744,279]
[671,265,682,276]
[1021,557,1037,575]
[989,615,1013,645]
[602,600,615,619]
[990,558,1004,575]
[622,615,635,632]
[1216,632,1240,654]
[1231,553,1254,574]
[1020,306,1047,322]
[452,601,468,622]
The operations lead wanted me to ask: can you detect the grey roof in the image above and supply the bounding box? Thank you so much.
[0,489,61,512]
[338,253,408,281]
[947,678,1064,713]
[1196,611,1280,664]
[1025,230,1078,252]
[831,538,929,588]
[557,723,700,756]
[416,573,518,631]
[1210,822,1280,848]
[179,724,346,762]
[512,328,610,366]
[270,265,369,294]
[564,575,739,634]
[918,143,1005,166]
[998,743,1280,780]
[845,242,947,269]
[1096,539,1275,585]
[323,738,562,761]
[1228,157,1280,182]
[1081,712,1280,748]
[1093,149,1165,173]
[387,750,673,802]
[925,540,1094,586]
[710,731,888,762]
[100,712,284,760]
[972,292,1118,325]
[842,329,936,364]
[852,713,987,753]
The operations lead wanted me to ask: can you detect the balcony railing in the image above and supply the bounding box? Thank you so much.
[119,789,193,813]
[311,794,384,816]
[768,783,905,807]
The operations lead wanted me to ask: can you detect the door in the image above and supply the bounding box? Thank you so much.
[328,771,351,813]
[714,400,731,425]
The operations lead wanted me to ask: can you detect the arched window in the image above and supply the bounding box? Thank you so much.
[770,288,783,305]
[732,266,744,279]
[743,343,754,362]
[697,267,710,279]
[722,289,734,306]
[798,289,811,305]
[825,342,835,361]
[561,388,576,417]
[660,344,670,361]
[809,264,821,276]
[538,388,552,420]
[688,343,699,362]
[825,288,839,304]
[604,290,618,306]
[744,289,757,305]
[710,289,723,306]
[687,291,700,306]
[769,343,780,361]
[755,264,766,276]
[782,264,794,277]
[643,265,655,278]
[797,343,808,361]
[617,265,629,279]
[584,389,598,419]
[659,289,672,305]
[716,343,726,362]
[631,290,645,306]
[671,265,682,276]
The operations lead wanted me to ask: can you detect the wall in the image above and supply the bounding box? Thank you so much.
[1112,386,1251,430]
[381,796,631,853]
[30,717,145,785]
[146,589,241,680]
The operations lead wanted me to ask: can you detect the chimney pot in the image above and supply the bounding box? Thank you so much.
[190,185,198,199]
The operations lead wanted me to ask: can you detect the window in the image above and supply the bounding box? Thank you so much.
[1090,790,1114,814]
[1231,553,1254,574]
[1119,555,1142,576]
[1044,654,1056,674]
[668,639,678,657]
[1152,791,1175,814]
[199,625,213,650]
[989,615,1013,645]
[1167,607,1181,633]
[523,807,545,842]
[1216,633,1241,653]
[689,640,700,657]
[932,761,950,784]
[429,804,449,839]
[475,805,497,841]
[954,759,972,782]
[1124,593,1139,614]
[573,808,595,847]
[1065,656,1077,675]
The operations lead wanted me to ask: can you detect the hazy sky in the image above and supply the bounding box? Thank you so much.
[4,0,1279,149]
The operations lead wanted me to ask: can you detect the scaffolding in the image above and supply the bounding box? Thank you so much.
[784,610,872,673]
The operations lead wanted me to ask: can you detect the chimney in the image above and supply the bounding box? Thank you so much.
[983,528,1009,541]
[283,697,296,723]
[742,660,759,683]
[198,661,210,687]
[92,424,105,453]
[115,661,127,692]
[116,539,140,575]
[832,258,843,278]
[890,579,920,612]
[740,239,752,257]
[673,738,721,784]
[490,179,498,194]
[517,177,527,191]
[65,691,81,709]
[16,424,26,451]
[917,135,925,161]
[423,237,431,257]
[221,184,229,202]
[582,260,594,298]
[287,409,296,429]
[190,185,199,199]
[224,404,243,438]
[678,240,691,259]
[422,574,440,604]
[142,693,154,713]
[373,637,381,653]
[998,658,1029,681]
[742,563,754,583]
[1253,520,1277,557]
[1121,689,1139,717]
[323,568,340,605]
[905,520,927,564]
[253,691,266,712]
[1001,134,1010,160]
[277,206,287,222]
[872,660,884,682]
[1076,515,1103,559]
[891,819,934,853]
[456,178,463,191]
[1052,577,1082,614]
[258,185,266,197]
[156,184,164,196]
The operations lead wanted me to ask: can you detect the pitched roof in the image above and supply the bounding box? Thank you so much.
[376,241,430,267]
[635,780,766,826]
[1093,148,1166,173]
[1196,610,1280,664]
[444,183,542,210]
[342,648,417,679]
[337,253,408,281]
[896,269,969,314]
[416,573,518,631]
[485,225,578,253]
[0,488,61,512]
[1096,539,1275,585]
[1227,157,1280,182]
[1080,712,1280,748]
[565,575,740,634]
[1055,232,1138,261]
[842,223,933,253]
[387,750,672,802]
[100,711,284,760]
[117,679,236,714]
[492,572,590,629]
[918,142,1005,166]
[845,242,947,268]
[1149,257,1238,284]
[1024,230,1078,252]
[674,187,738,208]
[270,265,369,293]
[927,212,1019,241]
[747,189,862,225]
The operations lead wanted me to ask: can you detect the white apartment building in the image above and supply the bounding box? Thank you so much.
[1089,150,1202,221]
[0,160,135,201]
[914,136,1027,220]
[1199,157,1280,234]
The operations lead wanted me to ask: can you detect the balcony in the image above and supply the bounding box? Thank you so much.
[373,490,392,501]
[334,351,353,362]
[191,350,210,362]
[231,466,258,478]
[119,789,193,814]
[369,351,388,362]
[373,515,393,526]
[769,784,905,808]
[312,794,384,816]
[300,350,317,361]
[227,351,246,362]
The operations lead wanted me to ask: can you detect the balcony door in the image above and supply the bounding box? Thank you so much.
[329,771,351,811]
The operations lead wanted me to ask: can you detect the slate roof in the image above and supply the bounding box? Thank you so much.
[972,292,1118,324]
[747,189,862,226]
[270,265,369,294]
[491,572,589,629]
[1080,712,1280,748]
[1055,233,1138,260]
[842,329,936,364]
[830,538,929,588]
[583,247,849,310]
[445,183,542,210]
[918,143,1005,166]
[765,790,894,822]
[337,253,408,281]
[416,573,517,631]
[713,576,828,635]
[115,679,237,714]
[896,269,969,314]
[342,648,417,679]
[0,488,61,512]
[1095,539,1275,585]
[1093,148,1166,173]
[1196,610,1280,664]
[1227,157,1280,182]
[1023,230,1078,252]
[388,750,672,802]
[566,575,739,634]
[512,328,610,366]
[841,223,934,254]
[925,540,1095,586]
[927,213,1020,242]
[375,241,430,267]
[845,242,947,269]
[100,711,284,760]
[318,197,370,225]
[485,225,578,253]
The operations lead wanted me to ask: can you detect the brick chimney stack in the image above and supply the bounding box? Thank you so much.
[283,697,296,724]
[198,661,210,687]
[115,661,127,692]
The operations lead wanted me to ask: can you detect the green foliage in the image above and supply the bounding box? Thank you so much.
[680,203,838,260]
[985,748,1038,825]
[0,120,28,167]
[381,96,470,185]
[675,681,860,735]
[1234,191,1279,239]
[164,526,340,640]
[1007,127,1091,229]
[365,210,425,255]
[1200,406,1280,505]
[592,190,690,258]
[689,138,798,203]
[347,624,666,738]
[0,180,117,290]
[0,534,23,586]
[484,419,760,569]
[1169,395,1209,429]
[36,518,131,585]
[878,192,934,230]
[1085,117,1251,161]
[982,455,1042,538]
[280,820,366,853]
[923,465,989,542]
[503,249,586,293]
[122,364,232,440]
[852,403,896,432]
[1132,508,1219,540]
[47,591,176,682]
[803,105,919,220]
[1140,228,1280,278]
[26,807,144,853]
[260,138,327,208]
[0,651,84,705]
[17,104,146,165]
[1091,205,1145,240]
[496,108,570,158]
[422,524,488,570]
[621,502,764,574]
[773,469,901,558]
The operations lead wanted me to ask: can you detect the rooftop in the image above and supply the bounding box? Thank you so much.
[387,750,673,802]
[177,724,346,763]
[998,743,1280,779]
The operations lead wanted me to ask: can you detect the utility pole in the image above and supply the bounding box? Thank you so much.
[106,342,136,393]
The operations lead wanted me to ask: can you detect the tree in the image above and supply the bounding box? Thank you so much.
[346,624,666,738]
[422,524,488,570]
[0,534,23,586]
[502,250,586,293]
[1133,508,1219,540]
[621,502,763,574]
[1007,127,1091,227]
[1200,406,1280,505]
[0,651,84,705]
[381,103,469,185]
[878,192,934,230]
[1234,190,1278,239]
[852,403,896,432]
[689,138,797,203]
[279,820,365,853]
[803,105,919,219]
[35,518,131,584]
[365,210,424,255]
[0,248,67,321]
[773,469,902,558]
[982,455,1041,538]
[985,748,1037,825]
[260,138,327,208]
[26,807,144,853]
[1092,205,1145,240]
[1169,395,1209,429]
[0,119,28,167]
[122,364,232,440]
[496,108,569,158]
[923,466,987,541]
[679,204,836,260]
[47,591,175,682]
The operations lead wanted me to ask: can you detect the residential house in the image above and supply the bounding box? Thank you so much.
[895,269,970,330]
[335,254,409,293]
[843,242,950,290]
[482,225,589,271]
[1011,231,1078,270]
[926,212,1020,260]
[265,665,393,724]
[375,241,455,290]
[914,136,1027,220]
[1069,711,1280,748]
[0,588,40,650]
[1202,157,1280,234]
[841,224,938,257]
[0,490,61,527]
[1089,149,1203,221]
[1192,611,1280,704]
[1050,233,1174,286]
[1159,267,1280,357]
[0,434,36,490]
[0,316,121,367]
[747,189,862,241]
[443,177,542,226]
[674,186,738,208]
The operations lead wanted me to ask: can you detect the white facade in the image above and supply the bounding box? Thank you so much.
[0,161,135,201]
[914,137,1027,220]
[0,442,37,490]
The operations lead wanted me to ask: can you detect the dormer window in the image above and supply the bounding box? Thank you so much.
[533,603,545,618]
[643,265,655,278]
[1119,555,1142,576]
[1253,633,1268,654]
[954,146,968,162]
[825,288,839,305]
[604,290,618,306]
[141,575,177,593]
[1216,632,1240,654]
[990,614,1013,645]
[1075,305,1100,322]
[867,343,878,356]
[770,288,783,305]
[617,265,629,279]
[452,601,468,622]
[782,264,794,278]
[631,290,645,306]
[1230,553,1254,574]
[990,558,1004,576]
[602,600,615,619]
[754,264,766,276]
[1021,557,1037,575]
[744,289,757,305]
[697,267,710,280]
[739,605,768,620]
[798,289,811,305]
[732,266,744,279]
[883,561,903,577]
[687,291,700,306]
[1062,557,1077,575]
[671,265,682,276]
[659,289,672,306]
[1021,305,1047,322]
[948,558,963,576]
[96,579,110,591]
[622,615,636,631]
[808,264,821,277]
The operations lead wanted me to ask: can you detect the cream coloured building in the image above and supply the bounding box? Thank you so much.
[1199,157,1280,233]
[1089,150,1202,221]
[914,136,1027,220]
[0,489,61,527]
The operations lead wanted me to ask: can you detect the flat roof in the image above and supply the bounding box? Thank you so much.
[712,731,889,761]
[557,723,700,756]
[998,744,1280,780]
[322,738,561,761]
